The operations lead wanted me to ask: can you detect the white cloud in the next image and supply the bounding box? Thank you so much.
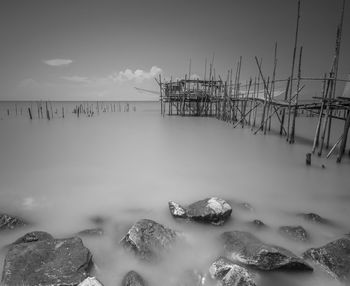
[44,59,73,67]
[62,76,90,83]
[114,66,162,83]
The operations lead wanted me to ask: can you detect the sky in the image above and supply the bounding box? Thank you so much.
[0,0,349,101]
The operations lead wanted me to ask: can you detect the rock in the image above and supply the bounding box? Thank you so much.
[0,213,27,231]
[250,219,266,229]
[90,216,108,226]
[236,202,254,211]
[221,231,313,271]
[279,225,309,242]
[78,277,104,286]
[209,257,257,286]
[121,270,146,286]
[78,228,104,237]
[168,197,232,225]
[297,212,329,224]
[303,237,350,281]
[176,269,205,286]
[1,236,93,286]
[120,219,177,261]
[12,231,54,245]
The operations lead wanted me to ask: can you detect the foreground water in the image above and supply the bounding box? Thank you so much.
[0,101,349,286]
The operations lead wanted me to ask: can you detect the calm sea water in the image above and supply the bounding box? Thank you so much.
[0,101,349,286]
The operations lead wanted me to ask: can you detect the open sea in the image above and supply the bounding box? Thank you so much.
[0,100,349,286]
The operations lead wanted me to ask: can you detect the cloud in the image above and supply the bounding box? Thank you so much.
[62,76,90,83]
[44,59,73,67]
[114,66,162,83]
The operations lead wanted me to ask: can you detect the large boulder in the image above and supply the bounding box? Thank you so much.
[303,237,350,282]
[209,257,257,286]
[12,231,54,245]
[221,231,313,271]
[278,225,309,242]
[121,271,146,286]
[0,213,27,231]
[120,219,178,262]
[1,236,93,286]
[168,197,232,225]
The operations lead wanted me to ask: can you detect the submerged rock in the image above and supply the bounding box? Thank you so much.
[297,212,329,224]
[12,231,54,245]
[1,236,93,286]
[79,277,104,286]
[168,197,232,225]
[78,228,104,237]
[221,231,313,271]
[121,270,146,286]
[250,219,267,229]
[90,216,107,226]
[303,237,350,282]
[0,213,27,231]
[209,257,257,286]
[279,225,309,242]
[120,219,178,262]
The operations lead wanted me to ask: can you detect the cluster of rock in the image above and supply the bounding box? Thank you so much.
[1,199,350,285]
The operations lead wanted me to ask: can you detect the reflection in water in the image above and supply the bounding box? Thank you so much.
[0,101,349,286]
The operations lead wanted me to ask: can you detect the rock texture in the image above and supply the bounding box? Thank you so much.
[78,228,104,237]
[121,270,146,286]
[297,212,329,224]
[120,219,177,261]
[279,225,309,242]
[303,237,350,282]
[221,231,313,271]
[78,277,104,286]
[0,213,27,231]
[168,197,232,225]
[12,231,54,245]
[1,236,93,286]
[209,257,257,286]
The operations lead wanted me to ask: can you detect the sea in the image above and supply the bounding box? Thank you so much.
[0,100,349,286]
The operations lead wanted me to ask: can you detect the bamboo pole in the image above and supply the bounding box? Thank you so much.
[336,109,350,163]
[287,0,301,141]
[311,74,327,153]
[289,46,303,144]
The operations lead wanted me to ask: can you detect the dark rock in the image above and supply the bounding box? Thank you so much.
[78,228,104,237]
[0,213,27,231]
[251,219,266,229]
[279,225,309,242]
[1,236,93,286]
[168,197,232,225]
[12,231,54,245]
[79,277,104,286]
[176,269,204,286]
[209,257,257,286]
[90,216,107,225]
[122,270,146,286]
[303,237,350,281]
[120,219,177,262]
[221,231,313,271]
[297,212,329,224]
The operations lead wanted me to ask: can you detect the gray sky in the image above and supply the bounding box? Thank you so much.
[0,0,349,100]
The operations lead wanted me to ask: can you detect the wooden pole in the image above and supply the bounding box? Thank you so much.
[289,46,303,144]
[287,0,301,141]
[28,107,32,120]
[337,110,350,163]
[311,74,327,153]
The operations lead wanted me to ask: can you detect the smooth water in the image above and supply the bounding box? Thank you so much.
[0,101,349,286]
